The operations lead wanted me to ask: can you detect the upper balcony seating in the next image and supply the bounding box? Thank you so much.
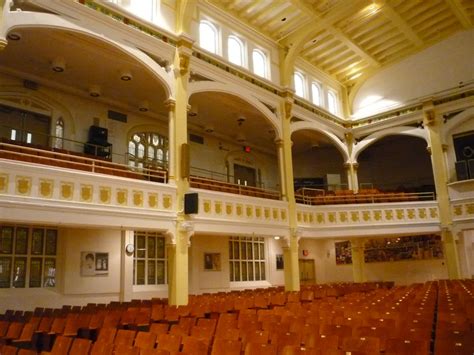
[0,139,167,183]
[295,187,435,206]
[190,175,281,200]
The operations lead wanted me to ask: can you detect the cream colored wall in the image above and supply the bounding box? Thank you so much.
[300,238,449,285]
[293,146,347,186]
[189,132,280,190]
[353,29,474,117]
[445,116,474,182]
[62,228,122,295]
[267,237,285,286]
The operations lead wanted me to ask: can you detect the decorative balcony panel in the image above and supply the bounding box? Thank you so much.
[0,160,176,229]
[448,180,474,225]
[190,188,290,236]
[297,201,440,238]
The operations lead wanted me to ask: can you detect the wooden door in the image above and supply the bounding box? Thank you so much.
[299,259,316,285]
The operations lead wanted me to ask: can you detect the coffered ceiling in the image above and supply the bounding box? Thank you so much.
[207,0,473,86]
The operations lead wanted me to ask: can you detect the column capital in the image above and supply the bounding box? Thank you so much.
[274,138,284,147]
[282,228,301,247]
[164,98,176,111]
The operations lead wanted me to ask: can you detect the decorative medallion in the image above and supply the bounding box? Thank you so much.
[0,174,8,193]
[453,205,462,216]
[308,213,313,223]
[99,186,111,204]
[16,176,32,196]
[429,208,438,218]
[273,209,279,220]
[339,212,348,222]
[215,201,222,214]
[163,194,172,209]
[264,207,270,219]
[246,205,253,217]
[39,179,53,198]
[255,207,262,218]
[362,211,370,221]
[373,210,382,221]
[466,204,474,214]
[236,204,243,216]
[407,209,415,219]
[80,184,93,202]
[418,208,426,219]
[116,189,128,205]
[328,212,336,223]
[226,203,233,215]
[385,210,393,220]
[317,213,324,223]
[396,209,404,220]
[148,193,158,208]
[203,200,211,213]
[133,190,143,207]
[60,182,74,200]
[351,212,359,222]
[281,210,287,221]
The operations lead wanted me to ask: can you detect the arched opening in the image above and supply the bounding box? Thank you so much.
[188,90,281,199]
[357,135,434,193]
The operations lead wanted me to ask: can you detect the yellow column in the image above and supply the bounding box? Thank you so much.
[275,138,287,200]
[166,99,176,184]
[0,0,8,50]
[281,90,300,291]
[423,104,460,279]
[119,230,134,302]
[351,239,366,282]
[167,35,194,305]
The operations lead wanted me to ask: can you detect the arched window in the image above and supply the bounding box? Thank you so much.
[54,118,64,149]
[327,91,338,114]
[199,20,218,54]
[128,132,168,170]
[252,49,266,78]
[294,72,305,98]
[112,0,159,23]
[311,83,321,106]
[228,36,244,66]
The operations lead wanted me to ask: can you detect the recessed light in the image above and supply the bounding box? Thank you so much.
[138,100,149,112]
[7,32,21,41]
[89,85,101,97]
[281,17,286,22]
[51,57,66,73]
[120,70,133,81]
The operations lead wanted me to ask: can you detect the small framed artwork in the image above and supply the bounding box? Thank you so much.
[81,251,109,276]
[276,254,284,270]
[204,253,221,271]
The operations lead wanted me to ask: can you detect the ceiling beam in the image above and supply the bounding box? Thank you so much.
[378,0,424,47]
[445,0,473,29]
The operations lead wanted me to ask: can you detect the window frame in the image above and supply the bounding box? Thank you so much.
[199,19,219,54]
[227,35,245,67]
[311,82,322,106]
[327,90,338,115]
[229,236,267,284]
[293,71,306,98]
[0,225,57,289]
[127,132,169,170]
[252,48,267,79]
[133,231,167,287]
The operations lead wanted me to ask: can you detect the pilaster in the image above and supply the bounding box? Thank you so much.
[350,238,366,282]
[423,102,460,278]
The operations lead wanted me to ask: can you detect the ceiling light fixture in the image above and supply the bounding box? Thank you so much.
[89,85,101,97]
[120,70,133,81]
[7,32,21,41]
[138,100,149,112]
[204,125,214,133]
[51,57,66,73]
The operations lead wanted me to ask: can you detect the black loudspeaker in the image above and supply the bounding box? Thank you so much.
[88,125,108,144]
[181,143,190,179]
[184,193,198,214]
[455,161,469,181]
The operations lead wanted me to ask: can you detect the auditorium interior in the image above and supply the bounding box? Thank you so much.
[0,0,473,354]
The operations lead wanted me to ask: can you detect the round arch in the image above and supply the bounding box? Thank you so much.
[290,121,349,162]
[188,81,281,138]
[0,87,75,142]
[5,13,173,98]
[353,126,427,162]
[443,107,474,142]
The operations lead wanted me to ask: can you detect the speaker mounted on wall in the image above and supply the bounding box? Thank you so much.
[184,193,198,214]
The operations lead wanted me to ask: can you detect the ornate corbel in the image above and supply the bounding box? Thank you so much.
[164,98,176,112]
[178,221,194,247]
[282,228,301,247]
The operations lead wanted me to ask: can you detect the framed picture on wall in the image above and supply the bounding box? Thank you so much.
[81,251,109,276]
[204,253,221,271]
[276,254,284,270]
